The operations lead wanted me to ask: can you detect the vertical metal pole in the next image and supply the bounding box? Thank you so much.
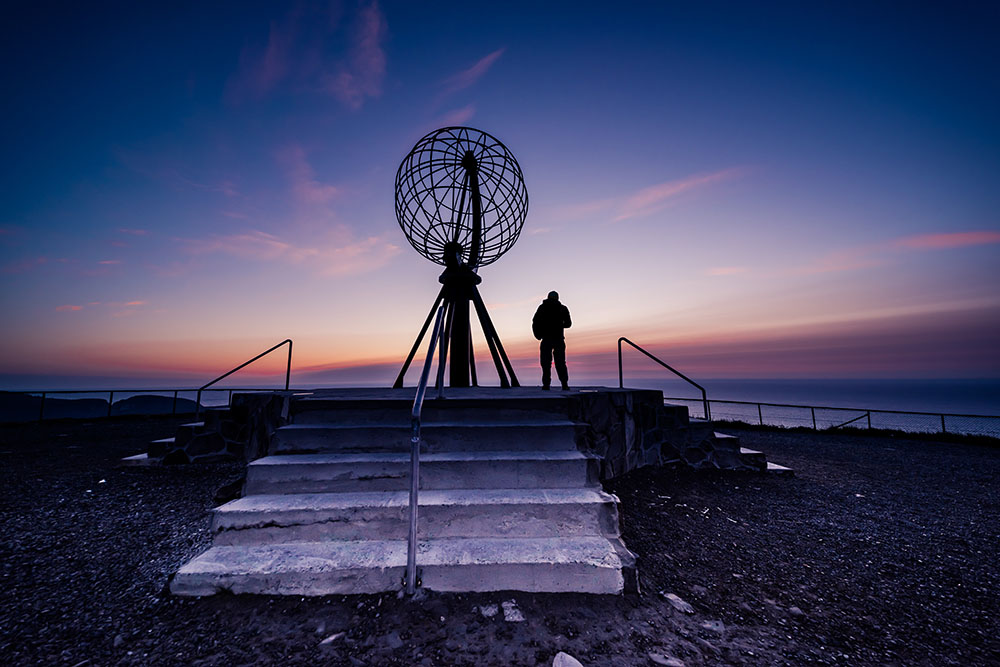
[228,389,233,408]
[758,403,763,425]
[811,407,817,430]
[172,391,178,415]
[406,432,420,595]
[107,392,114,417]
[196,390,202,418]
[867,411,872,429]
[702,391,710,421]
[285,340,292,390]
[941,414,946,433]
[38,393,46,422]
[618,339,624,388]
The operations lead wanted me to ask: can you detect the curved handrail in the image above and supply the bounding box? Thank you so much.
[406,305,446,595]
[196,339,293,417]
[618,337,711,421]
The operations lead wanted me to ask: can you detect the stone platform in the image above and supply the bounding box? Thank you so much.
[170,387,775,597]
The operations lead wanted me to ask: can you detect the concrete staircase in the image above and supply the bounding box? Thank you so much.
[171,392,638,596]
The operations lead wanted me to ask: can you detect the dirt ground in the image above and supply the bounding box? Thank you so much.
[2,417,998,666]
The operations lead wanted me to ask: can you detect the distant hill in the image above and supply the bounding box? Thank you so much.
[0,391,201,423]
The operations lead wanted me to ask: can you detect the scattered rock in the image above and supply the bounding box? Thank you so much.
[319,631,345,645]
[501,600,525,622]
[662,593,695,614]
[479,603,499,618]
[648,653,685,666]
[385,630,403,649]
[113,633,124,648]
[553,651,584,667]
[788,606,805,617]
[700,620,725,634]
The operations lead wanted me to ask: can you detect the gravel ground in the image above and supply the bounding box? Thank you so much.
[2,418,998,666]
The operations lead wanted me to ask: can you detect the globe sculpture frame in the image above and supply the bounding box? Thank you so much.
[393,127,527,388]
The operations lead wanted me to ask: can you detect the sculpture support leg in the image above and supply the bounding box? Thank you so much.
[394,286,446,388]
[471,286,519,387]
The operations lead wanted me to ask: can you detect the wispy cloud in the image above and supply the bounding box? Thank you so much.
[795,229,1000,275]
[2,256,47,274]
[277,144,339,205]
[229,17,296,100]
[540,168,744,225]
[614,168,746,222]
[442,48,505,96]
[116,149,239,198]
[98,259,121,265]
[321,1,387,110]
[437,104,476,127]
[893,230,1000,250]
[706,266,747,276]
[178,228,400,276]
[118,228,149,236]
[55,304,82,312]
[227,2,387,110]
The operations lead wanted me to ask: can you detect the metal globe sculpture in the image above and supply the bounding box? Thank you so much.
[393,126,525,389]
[395,126,528,268]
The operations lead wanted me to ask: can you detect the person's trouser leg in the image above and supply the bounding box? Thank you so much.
[553,339,569,388]
[540,340,553,387]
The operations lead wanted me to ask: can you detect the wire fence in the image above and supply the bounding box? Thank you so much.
[665,396,1000,439]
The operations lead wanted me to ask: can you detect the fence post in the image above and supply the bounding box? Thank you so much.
[940,414,946,433]
[172,390,178,415]
[228,389,233,408]
[811,407,817,430]
[107,391,114,417]
[867,411,871,429]
[758,403,763,425]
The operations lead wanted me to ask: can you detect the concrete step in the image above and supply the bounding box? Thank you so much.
[212,488,621,545]
[293,405,569,426]
[149,436,175,458]
[245,450,599,494]
[739,447,767,469]
[170,536,631,596]
[290,395,573,424]
[271,421,579,454]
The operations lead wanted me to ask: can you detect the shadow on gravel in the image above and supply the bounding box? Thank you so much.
[2,420,998,665]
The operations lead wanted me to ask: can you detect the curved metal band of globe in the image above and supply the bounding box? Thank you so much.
[393,127,525,389]
[395,127,527,269]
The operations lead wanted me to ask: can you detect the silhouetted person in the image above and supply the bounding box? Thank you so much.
[532,291,572,390]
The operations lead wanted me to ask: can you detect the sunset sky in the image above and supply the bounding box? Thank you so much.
[2,1,998,389]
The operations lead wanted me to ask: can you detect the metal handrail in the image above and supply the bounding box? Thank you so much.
[406,305,446,595]
[618,337,711,421]
[196,339,293,417]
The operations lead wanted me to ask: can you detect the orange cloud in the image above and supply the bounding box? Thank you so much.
[55,305,82,311]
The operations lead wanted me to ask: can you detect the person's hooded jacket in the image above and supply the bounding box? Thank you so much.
[532,296,572,341]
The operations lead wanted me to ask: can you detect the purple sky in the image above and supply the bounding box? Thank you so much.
[1,1,998,388]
